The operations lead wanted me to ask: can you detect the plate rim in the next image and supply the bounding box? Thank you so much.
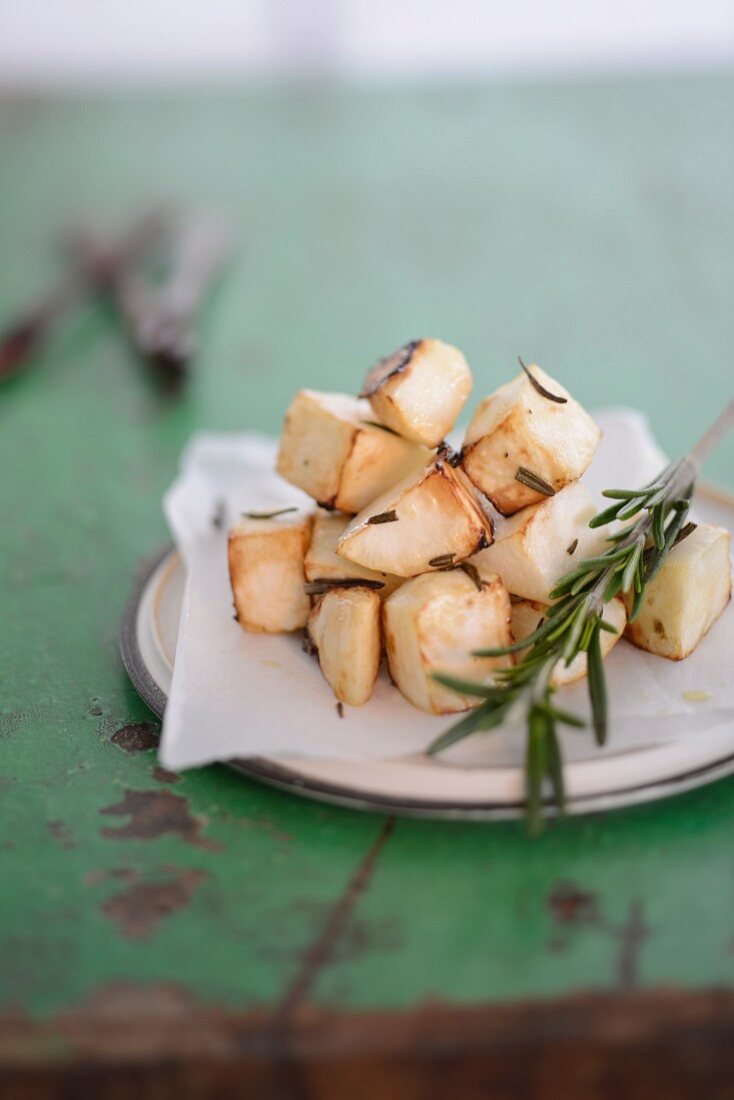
[121,545,734,820]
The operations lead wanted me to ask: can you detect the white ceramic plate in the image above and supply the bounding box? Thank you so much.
[122,479,734,820]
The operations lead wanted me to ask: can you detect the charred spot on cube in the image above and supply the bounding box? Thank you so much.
[366,509,399,525]
[437,441,462,468]
[360,339,421,398]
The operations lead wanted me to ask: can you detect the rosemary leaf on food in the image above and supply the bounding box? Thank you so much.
[515,467,556,497]
[428,553,456,568]
[305,578,385,596]
[244,506,298,520]
[517,357,568,404]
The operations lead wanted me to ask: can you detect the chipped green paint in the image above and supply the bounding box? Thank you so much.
[0,75,733,1025]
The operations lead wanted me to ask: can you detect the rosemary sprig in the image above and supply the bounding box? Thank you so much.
[427,401,734,835]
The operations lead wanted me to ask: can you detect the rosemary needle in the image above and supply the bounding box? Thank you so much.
[515,467,556,497]
[428,402,734,834]
[517,357,568,404]
[428,553,456,568]
[244,506,298,520]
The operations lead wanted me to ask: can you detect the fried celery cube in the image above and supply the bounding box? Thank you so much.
[625,524,731,659]
[276,390,430,513]
[360,338,473,447]
[383,570,513,714]
[304,511,403,597]
[307,587,382,706]
[461,365,600,514]
[336,458,493,578]
[469,482,607,603]
[511,597,626,685]
[228,510,314,633]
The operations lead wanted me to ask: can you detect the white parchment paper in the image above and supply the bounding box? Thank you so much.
[159,410,734,771]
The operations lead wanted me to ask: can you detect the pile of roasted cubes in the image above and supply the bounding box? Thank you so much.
[228,340,731,713]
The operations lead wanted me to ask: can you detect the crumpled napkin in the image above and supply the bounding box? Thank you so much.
[159,410,734,771]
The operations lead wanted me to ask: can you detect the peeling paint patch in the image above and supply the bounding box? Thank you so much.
[546,881,602,953]
[546,884,651,989]
[47,820,75,849]
[98,865,207,940]
[111,722,159,753]
[548,880,601,926]
[99,789,222,850]
[0,710,26,738]
[0,704,49,738]
[152,766,180,784]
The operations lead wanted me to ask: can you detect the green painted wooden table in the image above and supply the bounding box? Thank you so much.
[1,75,734,1098]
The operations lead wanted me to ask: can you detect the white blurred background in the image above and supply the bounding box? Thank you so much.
[1,0,733,86]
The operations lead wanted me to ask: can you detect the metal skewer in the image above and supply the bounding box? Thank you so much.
[72,215,230,385]
[689,399,734,472]
[0,208,169,384]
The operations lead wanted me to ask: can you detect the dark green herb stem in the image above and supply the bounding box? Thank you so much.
[244,506,298,520]
[517,357,568,404]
